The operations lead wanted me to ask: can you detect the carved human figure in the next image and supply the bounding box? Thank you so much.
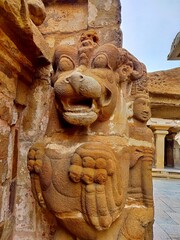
[128,93,155,207]
[121,93,155,240]
[27,31,154,240]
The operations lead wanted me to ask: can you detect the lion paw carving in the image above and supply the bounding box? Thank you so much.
[69,143,115,185]
[69,143,122,231]
[27,144,45,174]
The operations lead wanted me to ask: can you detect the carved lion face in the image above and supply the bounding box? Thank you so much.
[52,44,121,126]
[51,39,145,127]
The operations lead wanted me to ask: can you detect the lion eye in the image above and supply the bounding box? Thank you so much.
[93,54,108,68]
[59,57,74,72]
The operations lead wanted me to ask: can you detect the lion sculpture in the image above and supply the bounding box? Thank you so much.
[27,30,154,240]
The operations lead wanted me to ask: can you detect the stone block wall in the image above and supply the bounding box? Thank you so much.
[13,68,56,240]
[0,0,52,239]
[39,0,122,48]
[0,69,18,239]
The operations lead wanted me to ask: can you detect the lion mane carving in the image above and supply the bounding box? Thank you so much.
[27,31,153,240]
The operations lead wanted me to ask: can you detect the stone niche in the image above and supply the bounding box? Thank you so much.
[27,29,155,239]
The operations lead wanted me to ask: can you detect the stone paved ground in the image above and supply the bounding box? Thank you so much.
[153,178,180,240]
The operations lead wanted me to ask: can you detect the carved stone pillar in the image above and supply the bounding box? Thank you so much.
[154,128,169,169]
[173,130,180,169]
[165,132,176,167]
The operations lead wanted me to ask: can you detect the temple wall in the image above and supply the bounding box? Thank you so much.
[39,0,122,49]
[147,68,180,119]
[0,0,52,239]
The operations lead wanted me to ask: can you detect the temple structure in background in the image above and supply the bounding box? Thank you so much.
[168,32,180,60]
[146,33,180,171]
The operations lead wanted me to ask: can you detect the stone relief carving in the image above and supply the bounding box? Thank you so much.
[125,88,154,239]
[27,30,154,239]
[128,93,154,202]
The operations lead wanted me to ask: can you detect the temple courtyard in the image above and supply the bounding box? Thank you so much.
[153,178,180,239]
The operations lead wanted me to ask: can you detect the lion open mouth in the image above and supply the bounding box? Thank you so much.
[61,97,99,126]
[61,97,97,112]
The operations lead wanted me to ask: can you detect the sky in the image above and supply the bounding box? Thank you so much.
[120,0,180,72]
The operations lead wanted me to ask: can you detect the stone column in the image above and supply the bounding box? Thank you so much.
[165,132,176,167]
[154,128,169,169]
[173,130,180,169]
[174,140,180,169]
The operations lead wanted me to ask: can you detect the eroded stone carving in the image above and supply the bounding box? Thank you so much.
[27,31,154,239]
[27,0,46,26]
[125,87,154,239]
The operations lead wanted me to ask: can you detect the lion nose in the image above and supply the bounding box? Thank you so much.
[65,72,101,98]
[81,40,93,47]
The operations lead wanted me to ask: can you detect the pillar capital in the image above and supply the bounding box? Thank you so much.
[154,129,169,136]
[150,125,170,132]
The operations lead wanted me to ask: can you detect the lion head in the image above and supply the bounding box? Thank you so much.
[51,31,146,127]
